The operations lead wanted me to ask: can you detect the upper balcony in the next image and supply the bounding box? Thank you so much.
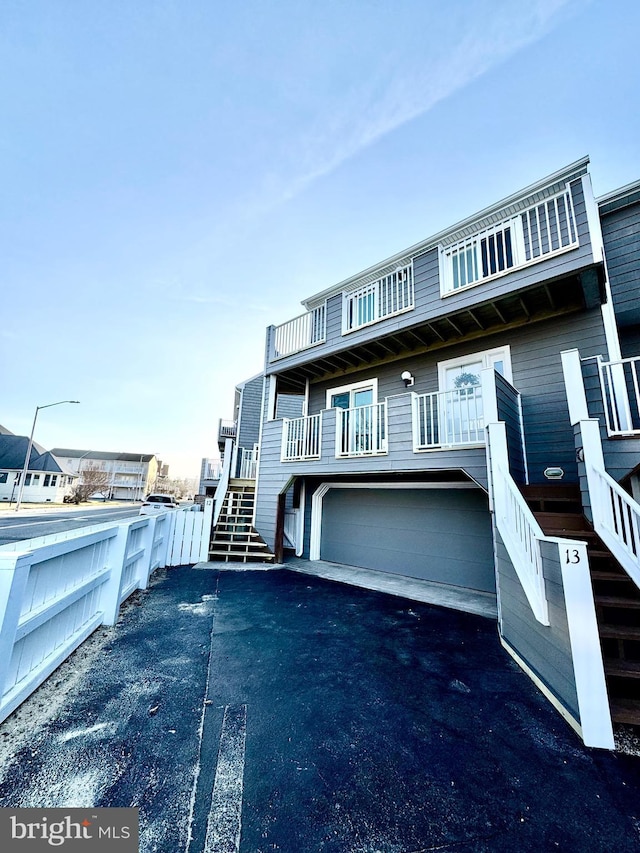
[265,159,605,386]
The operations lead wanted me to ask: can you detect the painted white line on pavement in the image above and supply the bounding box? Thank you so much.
[203,704,247,853]
[0,511,138,531]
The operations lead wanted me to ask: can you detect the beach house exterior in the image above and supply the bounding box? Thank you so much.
[214,159,640,748]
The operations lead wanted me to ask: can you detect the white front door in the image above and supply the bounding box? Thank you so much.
[327,379,382,455]
[438,347,512,445]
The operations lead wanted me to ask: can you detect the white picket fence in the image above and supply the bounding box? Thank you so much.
[0,500,213,723]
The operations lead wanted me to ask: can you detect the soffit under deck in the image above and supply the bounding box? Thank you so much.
[274,271,602,394]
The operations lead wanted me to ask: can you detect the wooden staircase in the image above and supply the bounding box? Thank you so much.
[209,480,275,564]
[521,483,640,729]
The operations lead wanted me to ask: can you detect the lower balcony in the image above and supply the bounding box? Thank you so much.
[269,390,488,488]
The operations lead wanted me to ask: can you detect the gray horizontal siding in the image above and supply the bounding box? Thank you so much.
[267,180,597,373]
[497,532,579,721]
[320,487,495,592]
[307,307,607,485]
[495,373,526,483]
[237,374,264,451]
[601,202,640,326]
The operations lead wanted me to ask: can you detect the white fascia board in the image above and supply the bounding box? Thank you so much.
[597,178,640,209]
[301,157,591,310]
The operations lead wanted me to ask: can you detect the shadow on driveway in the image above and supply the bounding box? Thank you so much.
[0,565,639,852]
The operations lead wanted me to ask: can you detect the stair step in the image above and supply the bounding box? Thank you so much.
[599,623,640,641]
[591,570,635,582]
[520,485,582,500]
[534,512,590,530]
[605,660,640,679]
[595,595,640,609]
[610,698,640,726]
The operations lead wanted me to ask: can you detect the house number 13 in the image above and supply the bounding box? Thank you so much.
[565,548,581,564]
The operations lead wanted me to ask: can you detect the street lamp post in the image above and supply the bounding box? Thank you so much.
[14,400,80,512]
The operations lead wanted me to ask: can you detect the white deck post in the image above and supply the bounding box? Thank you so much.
[0,552,32,700]
[100,524,129,626]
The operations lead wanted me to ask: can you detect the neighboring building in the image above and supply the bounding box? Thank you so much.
[51,449,159,500]
[199,457,222,497]
[215,158,640,747]
[0,433,77,503]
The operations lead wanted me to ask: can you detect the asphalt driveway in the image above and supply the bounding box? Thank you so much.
[0,564,639,852]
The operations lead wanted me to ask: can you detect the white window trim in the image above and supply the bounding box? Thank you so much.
[325,378,378,410]
[439,186,580,298]
[437,345,513,388]
[341,263,415,335]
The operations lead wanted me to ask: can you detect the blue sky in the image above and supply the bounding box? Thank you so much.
[1,0,638,478]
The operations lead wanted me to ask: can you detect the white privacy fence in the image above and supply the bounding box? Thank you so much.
[413,387,484,449]
[0,501,213,724]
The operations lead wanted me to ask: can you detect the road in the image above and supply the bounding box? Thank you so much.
[0,505,142,546]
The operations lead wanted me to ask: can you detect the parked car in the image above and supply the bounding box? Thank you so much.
[139,494,179,515]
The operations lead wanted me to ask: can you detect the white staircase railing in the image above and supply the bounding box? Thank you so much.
[561,350,640,589]
[579,419,640,589]
[487,423,549,625]
[213,438,234,526]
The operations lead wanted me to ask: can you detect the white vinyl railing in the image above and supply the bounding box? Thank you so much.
[413,387,485,449]
[272,304,326,359]
[0,501,211,725]
[598,355,640,435]
[336,402,387,457]
[239,446,259,480]
[343,264,414,333]
[281,414,322,461]
[589,465,640,588]
[443,187,578,294]
[487,422,552,624]
[284,508,298,549]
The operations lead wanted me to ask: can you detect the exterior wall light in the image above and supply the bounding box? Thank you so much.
[544,467,564,480]
[401,370,415,387]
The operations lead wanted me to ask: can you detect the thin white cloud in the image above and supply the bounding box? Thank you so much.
[256,0,587,208]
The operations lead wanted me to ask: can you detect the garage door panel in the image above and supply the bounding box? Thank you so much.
[320,488,495,593]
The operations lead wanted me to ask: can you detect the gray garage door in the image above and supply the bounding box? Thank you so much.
[320,487,495,593]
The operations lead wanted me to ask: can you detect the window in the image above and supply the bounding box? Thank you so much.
[32,474,40,484]
[44,474,51,487]
[0,473,7,484]
[441,188,578,296]
[51,475,58,486]
[25,474,32,486]
[326,379,378,410]
[433,347,512,446]
[343,264,414,333]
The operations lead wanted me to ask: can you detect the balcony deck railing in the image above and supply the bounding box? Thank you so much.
[336,402,387,457]
[281,414,322,461]
[239,447,259,480]
[413,387,485,449]
[598,356,640,435]
[272,304,326,359]
[218,419,237,441]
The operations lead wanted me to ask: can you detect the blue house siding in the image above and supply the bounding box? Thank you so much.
[600,195,640,328]
[237,374,264,452]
